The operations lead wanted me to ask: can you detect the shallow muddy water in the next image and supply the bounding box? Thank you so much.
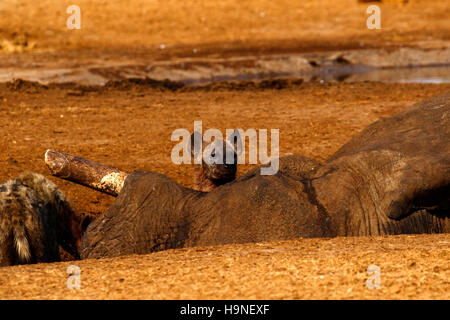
[0,47,449,86]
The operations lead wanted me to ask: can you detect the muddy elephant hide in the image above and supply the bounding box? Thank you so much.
[81,93,449,259]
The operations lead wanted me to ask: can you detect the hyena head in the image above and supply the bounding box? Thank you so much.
[17,172,91,259]
[189,130,241,186]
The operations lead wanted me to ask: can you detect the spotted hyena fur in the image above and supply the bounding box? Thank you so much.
[0,172,91,266]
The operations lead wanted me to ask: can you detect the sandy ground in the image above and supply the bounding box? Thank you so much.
[1,0,449,86]
[0,0,449,300]
[1,234,449,300]
[1,0,449,59]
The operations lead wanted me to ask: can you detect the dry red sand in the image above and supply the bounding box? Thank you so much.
[1,234,449,300]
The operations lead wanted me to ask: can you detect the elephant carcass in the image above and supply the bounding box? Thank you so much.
[81,93,449,259]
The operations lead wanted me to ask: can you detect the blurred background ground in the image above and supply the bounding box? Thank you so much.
[0,0,448,57]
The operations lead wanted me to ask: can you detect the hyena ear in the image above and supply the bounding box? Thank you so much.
[188,131,203,159]
[227,129,243,156]
[80,214,94,233]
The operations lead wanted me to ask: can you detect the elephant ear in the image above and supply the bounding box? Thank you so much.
[316,93,450,225]
[381,155,449,220]
[320,150,448,219]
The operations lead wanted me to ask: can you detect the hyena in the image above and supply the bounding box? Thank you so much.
[189,130,241,192]
[0,172,90,266]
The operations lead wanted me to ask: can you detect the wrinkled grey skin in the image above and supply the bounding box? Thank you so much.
[81,93,449,259]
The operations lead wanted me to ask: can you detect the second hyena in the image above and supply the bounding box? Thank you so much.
[0,172,90,266]
[189,130,241,192]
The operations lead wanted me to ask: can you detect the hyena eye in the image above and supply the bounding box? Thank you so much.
[211,150,216,158]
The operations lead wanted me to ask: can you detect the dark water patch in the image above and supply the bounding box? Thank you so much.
[1,48,449,87]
